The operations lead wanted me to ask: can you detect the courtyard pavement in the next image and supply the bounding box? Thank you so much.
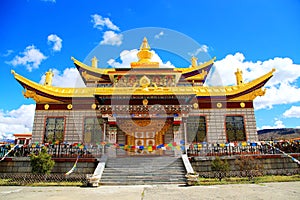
[0,182,299,200]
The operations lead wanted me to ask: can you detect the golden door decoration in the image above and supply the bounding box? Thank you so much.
[119,118,173,146]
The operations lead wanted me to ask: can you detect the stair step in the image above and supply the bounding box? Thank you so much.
[99,156,187,185]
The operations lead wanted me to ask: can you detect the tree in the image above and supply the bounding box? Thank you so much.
[235,156,263,180]
[30,147,55,174]
[211,156,229,181]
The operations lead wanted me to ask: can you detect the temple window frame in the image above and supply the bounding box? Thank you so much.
[44,117,65,144]
[83,117,104,145]
[187,115,207,143]
[225,115,246,142]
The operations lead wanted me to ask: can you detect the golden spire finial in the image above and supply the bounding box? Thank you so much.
[235,68,244,86]
[191,56,198,67]
[140,37,151,50]
[91,56,98,68]
[44,69,54,86]
[130,37,159,68]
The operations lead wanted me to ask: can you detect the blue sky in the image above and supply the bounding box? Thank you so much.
[1,0,300,139]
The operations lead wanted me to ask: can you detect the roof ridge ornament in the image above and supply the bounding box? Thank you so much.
[130,37,159,68]
[44,70,54,86]
[140,37,151,50]
[91,56,98,68]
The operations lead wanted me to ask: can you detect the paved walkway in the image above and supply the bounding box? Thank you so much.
[0,182,299,200]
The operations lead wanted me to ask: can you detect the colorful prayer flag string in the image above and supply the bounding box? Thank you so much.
[0,144,18,162]
[267,143,300,166]
[65,155,80,176]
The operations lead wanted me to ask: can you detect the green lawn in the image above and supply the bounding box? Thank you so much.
[1,175,300,186]
[197,175,300,185]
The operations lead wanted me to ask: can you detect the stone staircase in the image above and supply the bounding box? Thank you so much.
[100,156,187,185]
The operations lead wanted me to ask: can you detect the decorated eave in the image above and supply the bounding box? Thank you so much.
[11,70,95,104]
[175,56,216,85]
[11,37,276,107]
[72,56,114,85]
[194,68,275,101]
[11,66,275,106]
[72,37,215,86]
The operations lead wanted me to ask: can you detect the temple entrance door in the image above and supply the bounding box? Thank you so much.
[134,131,156,147]
[118,118,173,148]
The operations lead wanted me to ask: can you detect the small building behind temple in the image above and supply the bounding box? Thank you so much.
[13,133,32,145]
[11,37,275,149]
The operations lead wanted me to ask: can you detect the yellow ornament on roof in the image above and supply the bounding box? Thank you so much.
[131,37,159,68]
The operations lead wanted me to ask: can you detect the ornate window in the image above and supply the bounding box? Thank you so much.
[225,116,246,141]
[187,116,207,143]
[84,117,103,144]
[44,117,65,143]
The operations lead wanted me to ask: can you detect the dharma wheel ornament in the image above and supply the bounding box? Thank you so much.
[91,103,97,110]
[44,104,49,110]
[216,102,222,108]
[193,103,199,109]
[143,99,148,106]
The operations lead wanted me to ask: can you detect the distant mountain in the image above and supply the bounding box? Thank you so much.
[257,128,300,141]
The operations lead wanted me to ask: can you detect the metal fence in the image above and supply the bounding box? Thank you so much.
[0,143,104,159]
[198,168,300,179]
[1,141,300,159]
[187,142,300,157]
[0,173,87,186]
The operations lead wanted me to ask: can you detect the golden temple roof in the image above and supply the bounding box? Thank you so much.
[11,67,275,103]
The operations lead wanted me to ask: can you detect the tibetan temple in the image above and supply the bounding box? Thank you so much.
[12,38,275,149]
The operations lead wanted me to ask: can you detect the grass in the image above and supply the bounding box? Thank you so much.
[0,179,84,186]
[1,175,300,186]
[197,175,300,186]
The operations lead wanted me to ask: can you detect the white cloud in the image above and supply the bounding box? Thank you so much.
[207,53,300,110]
[100,31,123,46]
[189,45,209,56]
[91,14,120,31]
[39,68,85,87]
[151,50,175,68]
[47,34,62,51]
[108,49,175,68]
[108,49,138,68]
[1,50,13,57]
[41,0,56,2]
[260,119,286,130]
[154,31,164,39]
[8,45,47,72]
[283,106,300,118]
[0,104,35,140]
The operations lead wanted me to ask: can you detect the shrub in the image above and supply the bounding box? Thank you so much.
[30,147,55,174]
[211,156,229,181]
[235,156,263,180]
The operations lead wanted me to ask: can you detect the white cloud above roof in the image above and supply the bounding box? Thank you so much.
[0,104,35,140]
[207,53,300,110]
[1,50,14,57]
[39,67,85,87]
[41,0,56,2]
[154,31,164,39]
[8,45,47,72]
[100,31,123,46]
[189,45,209,55]
[47,34,62,51]
[107,49,175,68]
[91,14,120,31]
